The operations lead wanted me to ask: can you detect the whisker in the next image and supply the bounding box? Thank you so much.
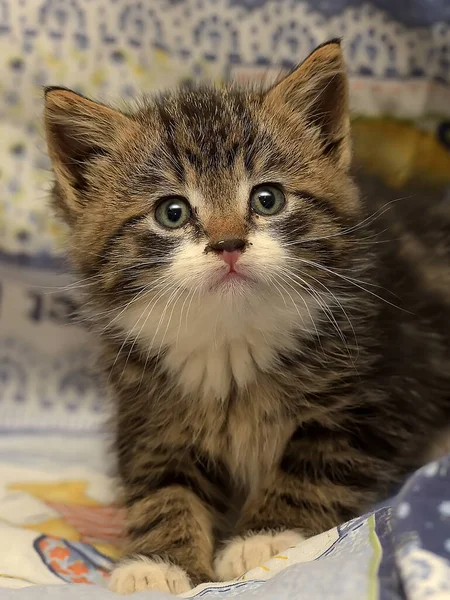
[99,273,172,334]
[261,272,289,310]
[273,271,320,342]
[290,257,409,313]
[124,279,179,364]
[283,229,395,248]
[284,196,411,247]
[155,282,189,364]
[73,273,172,328]
[39,259,172,294]
[281,266,359,360]
[138,280,190,388]
[277,268,347,355]
[110,279,177,385]
[185,281,200,332]
[176,285,197,348]
[285,256,386,292]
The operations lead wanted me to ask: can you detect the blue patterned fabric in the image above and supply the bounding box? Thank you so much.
[230,0,450,27]
[0,453,448,597]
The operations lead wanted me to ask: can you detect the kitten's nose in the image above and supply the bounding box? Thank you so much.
[208,239,246,269]
[208,239,247,253]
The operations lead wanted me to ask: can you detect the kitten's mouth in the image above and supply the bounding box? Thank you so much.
[210,267,253,290]
[224,270,246,280]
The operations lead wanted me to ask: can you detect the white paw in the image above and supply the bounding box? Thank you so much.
[214,529,304,581]
[109,556,192,595]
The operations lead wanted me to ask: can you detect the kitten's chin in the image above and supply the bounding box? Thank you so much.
[209,269,255,293]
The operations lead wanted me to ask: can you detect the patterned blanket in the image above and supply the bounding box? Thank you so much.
[0,437,448,598]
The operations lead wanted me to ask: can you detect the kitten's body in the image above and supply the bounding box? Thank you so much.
[44,41,450,594]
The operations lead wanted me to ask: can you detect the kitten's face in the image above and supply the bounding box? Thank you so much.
[91,87,352,303]
[45,41,361,397]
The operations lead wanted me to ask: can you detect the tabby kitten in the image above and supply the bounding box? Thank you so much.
[44,40,450,594]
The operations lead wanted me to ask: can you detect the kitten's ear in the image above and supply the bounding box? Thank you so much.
[264,40,351,169]
[44,87,137,219]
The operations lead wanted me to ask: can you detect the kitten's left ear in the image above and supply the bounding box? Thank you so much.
[264,39,351,169]
[44,87,138,222]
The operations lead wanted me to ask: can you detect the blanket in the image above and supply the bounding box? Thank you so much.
[0,436,448,599]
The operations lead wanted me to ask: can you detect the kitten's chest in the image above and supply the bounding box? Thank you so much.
[163,304,301,486]
[121,288,314,402]
[196,382,294,491]
[162,307,306,402]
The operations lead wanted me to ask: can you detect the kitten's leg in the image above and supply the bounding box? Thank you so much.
[215,455,387,580]
[110,464,224,594]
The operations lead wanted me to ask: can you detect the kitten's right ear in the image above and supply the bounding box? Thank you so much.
[264,40,351,169]
[44,87,137,220]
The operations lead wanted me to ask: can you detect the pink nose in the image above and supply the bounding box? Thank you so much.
[208,239,246,269]
[221,250,241,269]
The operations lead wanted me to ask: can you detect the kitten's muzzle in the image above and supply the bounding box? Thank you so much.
[207,238,247,271]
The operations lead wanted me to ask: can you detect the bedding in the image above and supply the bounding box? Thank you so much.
[0,0,449,598]
[0,435,448,598]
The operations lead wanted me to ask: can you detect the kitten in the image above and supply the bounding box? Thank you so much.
[44,40,450,594]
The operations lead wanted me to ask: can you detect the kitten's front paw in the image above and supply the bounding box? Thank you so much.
[109,556,192,594]
[214,530,304,581]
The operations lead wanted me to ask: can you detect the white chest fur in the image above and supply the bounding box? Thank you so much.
[120,286,317,401]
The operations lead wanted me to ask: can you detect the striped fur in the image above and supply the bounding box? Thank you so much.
[44,41,450,593]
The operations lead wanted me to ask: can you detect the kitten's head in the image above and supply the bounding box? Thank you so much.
[44,41,361,386]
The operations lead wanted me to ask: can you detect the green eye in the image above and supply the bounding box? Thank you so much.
[155,197,191,229]
[250,185,286,216]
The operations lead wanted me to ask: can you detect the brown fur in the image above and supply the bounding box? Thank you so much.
[44,40,450,592]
